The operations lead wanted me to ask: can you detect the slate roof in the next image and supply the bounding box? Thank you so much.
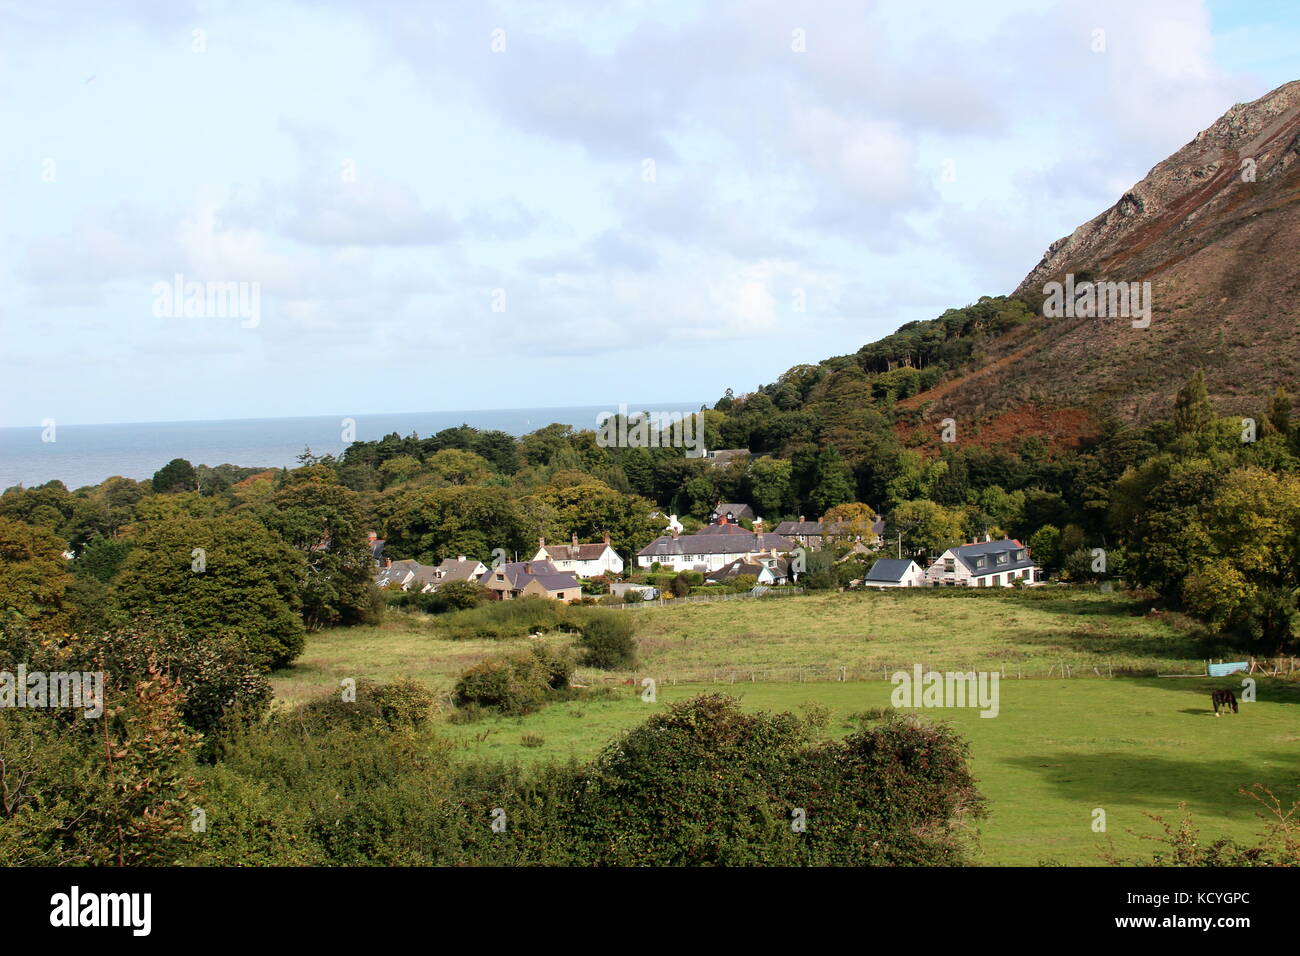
[713,502,755,522]
[480,560,578,593]
[539,542,612,561]
[946,540,1036,576]
[638,531,794,557]
[864,559,918,583]
[434,558,485,584]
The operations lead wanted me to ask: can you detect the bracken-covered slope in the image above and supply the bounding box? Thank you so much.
[916,79,1300,440]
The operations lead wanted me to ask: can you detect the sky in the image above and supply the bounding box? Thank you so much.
[1,0,1297,427]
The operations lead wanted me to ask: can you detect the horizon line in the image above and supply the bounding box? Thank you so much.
[0,400,713,432]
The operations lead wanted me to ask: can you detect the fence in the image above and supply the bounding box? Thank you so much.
[584,657,1300,686]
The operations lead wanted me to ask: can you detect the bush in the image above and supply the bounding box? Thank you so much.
[297,679,438,732]
[452,644,574,716]
[436,597,574,640]
[575,612,637,670]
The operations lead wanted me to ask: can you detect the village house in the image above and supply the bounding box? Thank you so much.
[773,514,886,548]
[921,539,1040,588]
[710,501,755,524]
[373,558,434,591]
[479,560,582,603]
[532,533,624,578]
[704,554,792,586]
[636,516,794,572]
[862,558,926,588]
[430,556,488,588]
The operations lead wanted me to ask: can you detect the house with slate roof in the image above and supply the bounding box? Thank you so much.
[922,539,1040,587]
[862,558,925,588]
[532,533,623,577]
[636,517,794,572]
[479,560,583,602]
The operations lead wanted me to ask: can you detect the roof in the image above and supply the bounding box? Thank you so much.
[539,542,612,561]
[864,559,918,582]
[434,558,485,584]
[706,556,789,581]
[638,531,794,557]
[945,540,1036,575]
[712,502,755,521]
[480,560,578,592]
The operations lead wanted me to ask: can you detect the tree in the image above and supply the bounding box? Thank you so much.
[1172,370,1213,443]
[821,502,878,542]
[807,448,855,515]
[890,500,966,559]
[743,457,793,519]
[115,515,306,670]
[151,458,198,494]
[0,517,75,634]
[260,482,376,629]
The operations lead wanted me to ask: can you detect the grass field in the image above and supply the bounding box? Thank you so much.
[268,588,1299,866]
[270,587,1204,706]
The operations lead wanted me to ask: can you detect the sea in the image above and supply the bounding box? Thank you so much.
[0,403,707,491]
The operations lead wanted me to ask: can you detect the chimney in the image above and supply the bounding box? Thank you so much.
[524,562,532,574]
[799,515,805,523]
[385,558,391,568]
[457,554,466,562]
[754,518,763,534]
[539,536,545,549]
[602,530,610,545]
[572,531,579,548]
[671,528,679,539]
[719,515,729,525]
[367,531,377,543]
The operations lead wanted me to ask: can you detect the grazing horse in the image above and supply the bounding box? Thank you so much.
[1211,689,1238,716]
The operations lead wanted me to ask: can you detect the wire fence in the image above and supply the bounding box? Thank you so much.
[608,587,806,610]
[582,657,1300,685]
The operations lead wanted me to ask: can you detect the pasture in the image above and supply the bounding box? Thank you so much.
[269,588,1299,865]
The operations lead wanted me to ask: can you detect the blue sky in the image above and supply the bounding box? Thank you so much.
[1,0,1297,427]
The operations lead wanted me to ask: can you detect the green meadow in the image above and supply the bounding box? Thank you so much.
[270,588,1299,865]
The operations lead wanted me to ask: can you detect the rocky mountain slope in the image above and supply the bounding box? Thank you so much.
[917,80,1300,439]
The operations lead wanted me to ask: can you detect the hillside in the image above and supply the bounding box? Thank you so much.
[923,80,1300,438]
[751,81,1300,450]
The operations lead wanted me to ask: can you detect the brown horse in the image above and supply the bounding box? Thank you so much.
[1211,689,1238,716]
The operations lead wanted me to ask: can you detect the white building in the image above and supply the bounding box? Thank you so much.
[636,520,795,572]
[533,533,624,578]
[922,540,1040,587]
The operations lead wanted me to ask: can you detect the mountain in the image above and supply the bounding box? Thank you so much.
[909,80,1300,443]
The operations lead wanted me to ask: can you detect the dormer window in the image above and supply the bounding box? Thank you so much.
[996,553,1008,565]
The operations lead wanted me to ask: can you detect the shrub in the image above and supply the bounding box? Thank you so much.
[436,597,574,640]
[575,612,637,670]
[452,644,573,716]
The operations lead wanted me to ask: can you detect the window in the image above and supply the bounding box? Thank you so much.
[996,553,1008,565]
[944,558,955,571]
